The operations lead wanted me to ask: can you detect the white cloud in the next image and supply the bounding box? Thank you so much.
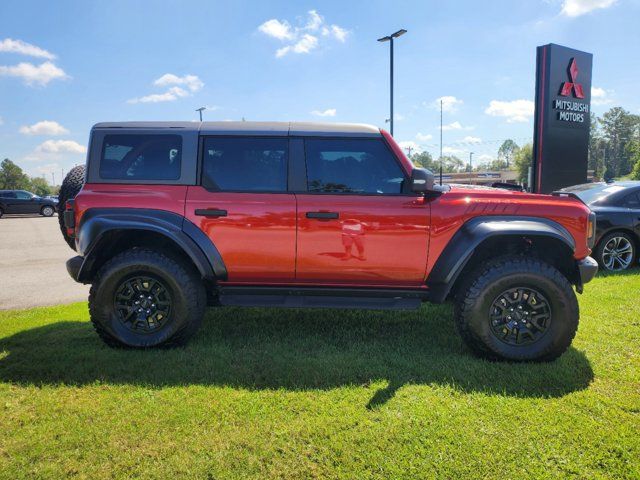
[305,10,324,31]
[36,140,86,154]
[329,25,348,42]
[20,120,69,136]
[485,99,534,123]
[311,108,336,117]
[443,146,465,156]
[430,96,463,113]
[0,38,56,60]
[416,132,433,142]
[477,154,494,163]
[591,86,613,106]
[440,121,474,131]
[462,136,482,144]
[154,73,203,92]
[128,74,203,104]
[259,19,294,40]
[561,0,617,17]
[0,61,68,86]
[259,10,349,58]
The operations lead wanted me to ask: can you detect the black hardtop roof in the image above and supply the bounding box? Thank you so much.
[91,121,381,137]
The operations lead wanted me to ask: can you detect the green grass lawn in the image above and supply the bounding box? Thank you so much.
[1,272,639,479]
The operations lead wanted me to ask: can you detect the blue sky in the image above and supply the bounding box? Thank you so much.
[0,0,638,182]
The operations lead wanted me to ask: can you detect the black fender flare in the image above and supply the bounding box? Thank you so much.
[426,216,576,303]
[75,208,227,282]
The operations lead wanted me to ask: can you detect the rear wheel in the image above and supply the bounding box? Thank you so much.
[58,164,86,250]
[454,256,579,362]
[595,231,636,272]
[0,207,3,218]
[89,248,206,348]
[41,205,55,217]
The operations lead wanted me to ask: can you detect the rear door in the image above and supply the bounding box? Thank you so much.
[0,191,18,213]
[184,136,297,283]
[294,137,430,286]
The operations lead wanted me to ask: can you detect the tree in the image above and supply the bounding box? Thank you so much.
[628,141,640,180]
[441,155,463,173]
[599,107,640,177]
[498,139,520,169]
[513,143,533,186]
[29,176,53,196]
[0,159,30,190]
[409,151,437,171]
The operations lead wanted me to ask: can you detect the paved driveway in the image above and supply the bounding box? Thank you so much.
[0,215,89,310]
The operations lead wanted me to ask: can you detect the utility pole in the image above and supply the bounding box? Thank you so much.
[439,99,443,185]
[469,152,474,172]
[405,146,414,157]
[377,29,407,137]
[196,107,206,122]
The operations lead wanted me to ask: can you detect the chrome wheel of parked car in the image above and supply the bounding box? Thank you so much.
[602,235,634,271]
[41,205,55,217]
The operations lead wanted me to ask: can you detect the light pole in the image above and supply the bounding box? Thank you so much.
[377,29,407,137]
[469,152,474,172]
[196,107,206,122]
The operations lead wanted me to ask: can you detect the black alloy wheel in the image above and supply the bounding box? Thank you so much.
[489,287,552,346]
[114,275,172,334]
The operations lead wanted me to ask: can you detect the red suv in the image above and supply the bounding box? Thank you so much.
[62,121,597,361]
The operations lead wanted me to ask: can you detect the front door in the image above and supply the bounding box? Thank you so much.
[295,137,430,286]
[14,191,37,214]
[184,136,296,283]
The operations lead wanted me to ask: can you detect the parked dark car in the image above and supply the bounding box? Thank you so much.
[558,181,640,271]
[0,190,57,218]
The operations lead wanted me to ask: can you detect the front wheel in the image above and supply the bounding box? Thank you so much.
[89,248,206,348]
[454,256,579,362]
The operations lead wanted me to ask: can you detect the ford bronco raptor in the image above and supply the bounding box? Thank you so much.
[62,122,598,361]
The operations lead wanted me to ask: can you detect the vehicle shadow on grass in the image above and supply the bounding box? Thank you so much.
[0,304,593,407]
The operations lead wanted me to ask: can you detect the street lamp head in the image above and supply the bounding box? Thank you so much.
[377,29,407,42]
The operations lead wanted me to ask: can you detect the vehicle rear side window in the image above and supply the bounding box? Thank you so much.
[304,138,406,194]
[624,191,640,208]
[201,137,288,192]
[0,191,16,198]
[100,134,182,180]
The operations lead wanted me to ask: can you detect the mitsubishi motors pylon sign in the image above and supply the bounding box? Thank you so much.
[532,43,593,193]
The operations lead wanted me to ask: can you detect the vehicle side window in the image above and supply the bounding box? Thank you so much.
[15,191,32,199]
[100,134,182,180]
[304,138,406,194]
[0,191,16,198]
[201,137,288,192]
[624,192,640,208]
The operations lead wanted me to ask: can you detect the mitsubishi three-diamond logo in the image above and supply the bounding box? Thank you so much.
[559,58,585,99]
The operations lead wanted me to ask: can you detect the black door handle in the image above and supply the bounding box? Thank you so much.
[195,208,228,217]
[306,211,339,220]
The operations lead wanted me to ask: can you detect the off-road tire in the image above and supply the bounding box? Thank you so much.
[454,256,579,362]
[88,248,206,348]
[594,231,637,272]
[58,164,86,250]
[41,205,55,217]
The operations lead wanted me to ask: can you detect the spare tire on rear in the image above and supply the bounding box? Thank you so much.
[58,164,86,250]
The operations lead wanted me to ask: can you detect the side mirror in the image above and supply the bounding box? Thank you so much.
[410,168,435,193]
